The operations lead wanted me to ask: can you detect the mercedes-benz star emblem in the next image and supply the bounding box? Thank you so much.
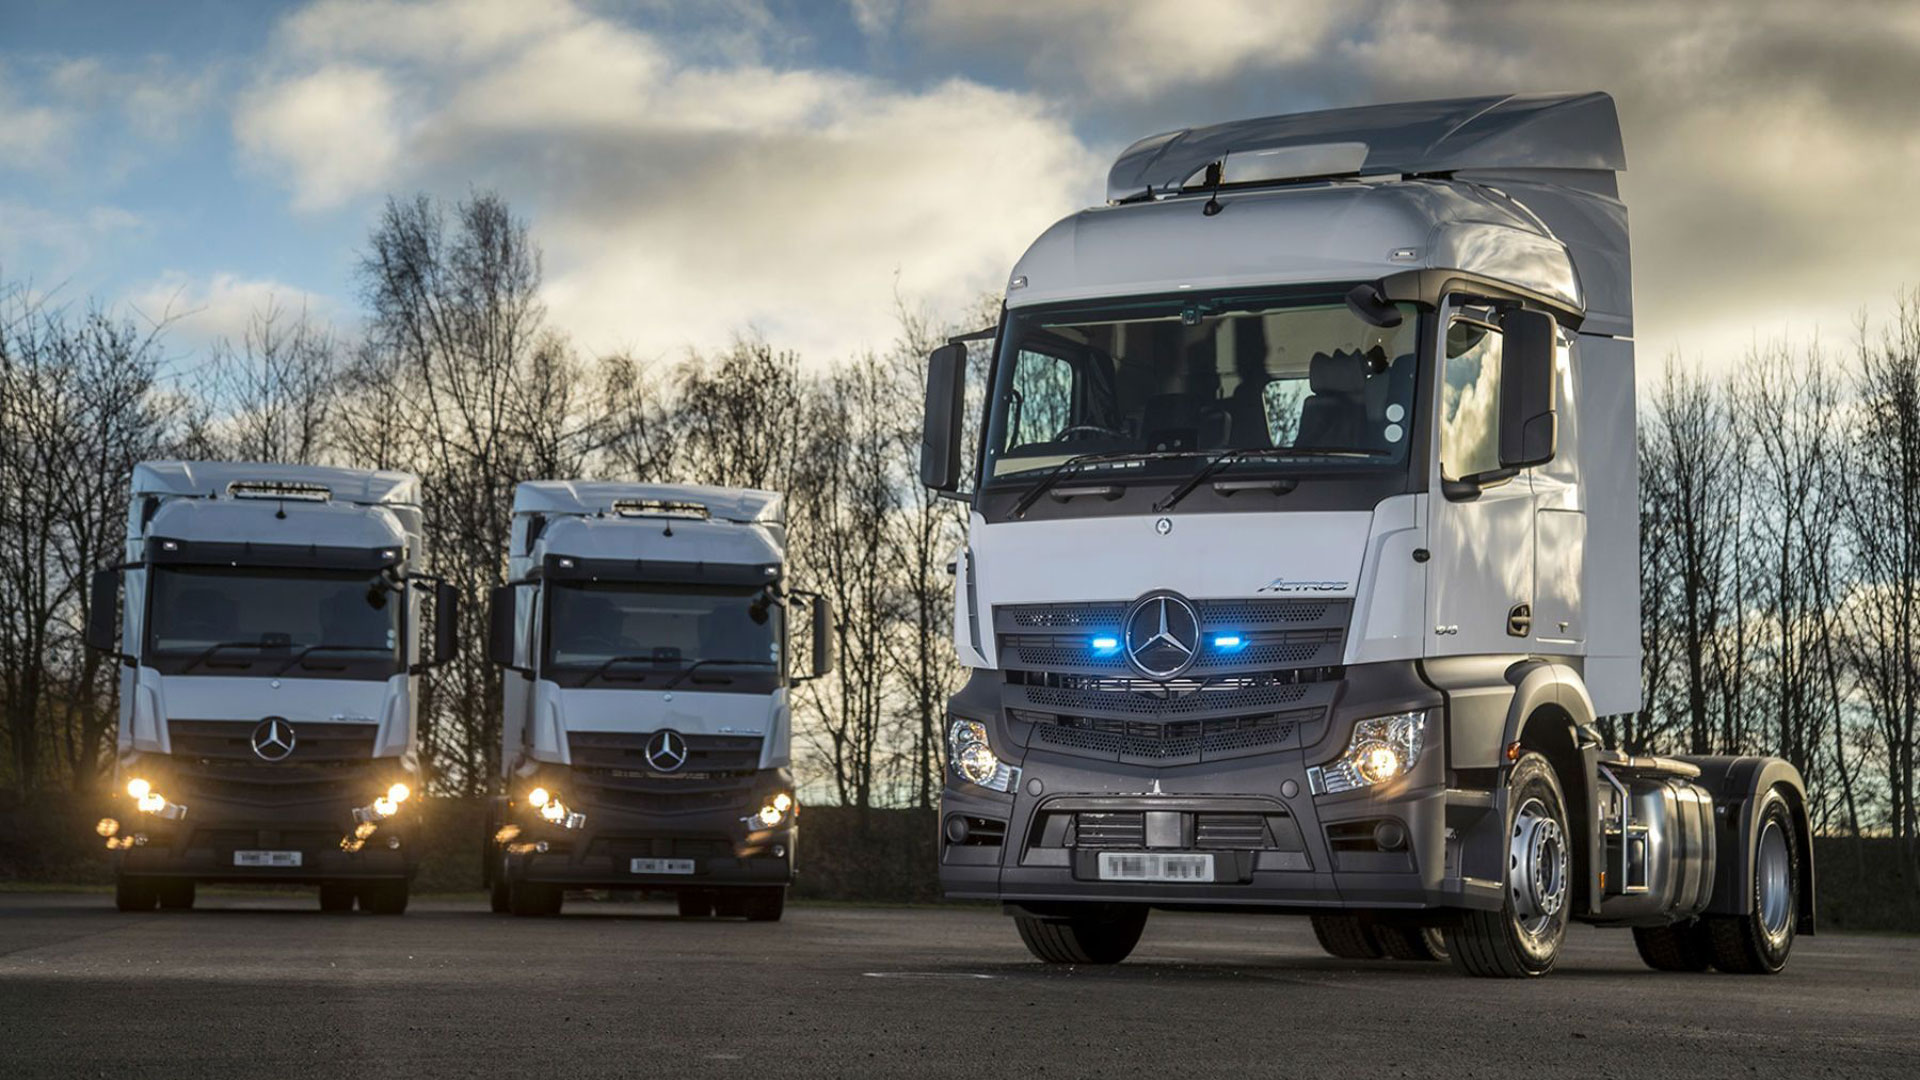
[1155,517,1173,535]
[1123,591,1202,680]
[250,717,297,762]
[645,728,689,773]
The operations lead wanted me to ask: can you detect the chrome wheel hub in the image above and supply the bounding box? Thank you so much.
[1756,819,1793,942]
[1510,797,1568,938]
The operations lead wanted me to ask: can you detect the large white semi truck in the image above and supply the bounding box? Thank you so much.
[919,93,1814,976]
[483,481,831,919]
[87,462,458,913]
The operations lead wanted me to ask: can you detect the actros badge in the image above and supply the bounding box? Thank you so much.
[1123,590,1202,680]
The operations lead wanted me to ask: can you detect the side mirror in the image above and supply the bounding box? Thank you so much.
[86,568,121,654]
[433,581,461,667]
[810,595,835,679]
[1497,308,1559,470]
[919,342,968,491]
[487,584,516,669]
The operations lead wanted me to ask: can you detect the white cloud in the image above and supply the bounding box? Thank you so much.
[0,199,144,286]
[238,0,1100,361]
[0,64,76,173]
[234,65,403,210]
[127,271,337,349]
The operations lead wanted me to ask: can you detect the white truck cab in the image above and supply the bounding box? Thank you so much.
[87,461,458,914]
[920,93,1814,976]
[483,481,831,919]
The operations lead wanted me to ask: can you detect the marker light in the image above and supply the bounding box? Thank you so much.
[1309,711,1429,796]
[354,822,378,840]
[97,818,120,837]
[1090,637,1120,652]
[1213,635,1244,649]
[386,782,411,804]
[528,787,551,808]
[126,778,151,800]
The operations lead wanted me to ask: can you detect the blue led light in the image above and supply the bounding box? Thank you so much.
[1091,636,1120,651]
[1213,635,1245,649]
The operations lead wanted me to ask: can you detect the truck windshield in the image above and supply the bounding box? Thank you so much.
[543,582,783,691]
[145,565,401,678]
[984,290,1420,486]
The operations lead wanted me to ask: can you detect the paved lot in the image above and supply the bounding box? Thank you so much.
[0,891,1913,1079]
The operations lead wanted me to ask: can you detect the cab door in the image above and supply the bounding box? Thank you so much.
[1425,301,1535,658]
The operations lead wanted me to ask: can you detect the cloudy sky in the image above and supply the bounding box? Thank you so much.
[3,0,1918,373]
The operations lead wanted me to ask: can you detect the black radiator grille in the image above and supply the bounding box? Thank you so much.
[566,731,763,813]
[1029,712,1304,762]
[162,720,382,807]
[1194,814,1268,850]
[1073,812,1145,849]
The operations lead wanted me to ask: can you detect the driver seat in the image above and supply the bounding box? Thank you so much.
[1296,351,1367,448]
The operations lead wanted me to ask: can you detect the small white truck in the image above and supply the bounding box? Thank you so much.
[483,482,831,919]
[87,462,457,913]
[919,93,1813,976]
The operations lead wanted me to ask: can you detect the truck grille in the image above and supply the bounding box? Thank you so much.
[566,731,764,814]
[162,720,382,807]
[1028,711,1306,762]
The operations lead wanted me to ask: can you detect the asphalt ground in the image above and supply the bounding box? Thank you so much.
[0,891,1913,1079]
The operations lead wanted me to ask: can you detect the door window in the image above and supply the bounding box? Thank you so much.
[1440,318,1504,481]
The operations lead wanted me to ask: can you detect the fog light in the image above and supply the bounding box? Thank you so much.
[944,816,969,843]
[126,778,150,800]
[772,844,786,858]
[386,836,401,850]
[494,824,521,844]
[97,818,120,838]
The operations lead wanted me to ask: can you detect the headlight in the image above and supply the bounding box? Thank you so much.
[387,782,411,804]
[528,787,551,808]
[948,719,1019,793]
[126,778,151,799]
[372,796,399,817]
[528,788,586,830]
[1309,711,1429,796]
[746,792,796,830]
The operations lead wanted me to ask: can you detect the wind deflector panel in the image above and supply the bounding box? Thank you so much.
[145,537,403,570]
[542,554,781,586]
[1106,92,1625,204]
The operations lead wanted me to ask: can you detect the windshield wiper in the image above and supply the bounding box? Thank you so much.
[584,654,672,686]
[664,658,777,690]
[1010,451,1204,519]
[1154,446,1394,513]
[180,641,272,674]
[273,643,386,676]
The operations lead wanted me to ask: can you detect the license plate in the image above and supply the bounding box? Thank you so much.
[1097,852,1213,882]
[234,850,302,868]
[630,858,695,875]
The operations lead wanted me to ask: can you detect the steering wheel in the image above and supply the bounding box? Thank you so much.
[1052,424,1126,443]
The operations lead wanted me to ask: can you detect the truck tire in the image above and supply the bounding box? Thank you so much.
[360,880,410,915]
[509,880,563,917]
[319,883,357,913]
[155,879,196,910]
[1310,914,1383,959]
[1376,924,1449,962]
[1702,790,1798,974]
[677,890,714,918]
[712,891,748,918]
[1447,752,1571,978]
[114,876,158,912]
[1632,920,1712,972]
[742,887,785,923]
[1014,904,1148,965]
[489,865,512,914]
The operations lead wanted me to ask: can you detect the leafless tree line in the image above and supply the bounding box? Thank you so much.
[1631,295,1920,871]
[4,193,1918,853]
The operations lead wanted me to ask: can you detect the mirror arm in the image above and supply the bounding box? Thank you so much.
[1441,466,1519,503]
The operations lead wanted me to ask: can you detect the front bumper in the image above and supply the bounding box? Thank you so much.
[105,789,418,885]
[501,768,795,891]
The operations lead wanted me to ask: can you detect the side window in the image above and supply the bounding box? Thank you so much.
[1260,378,1310,446]
[1440,318,1503,480]
[1007,348,1075,447]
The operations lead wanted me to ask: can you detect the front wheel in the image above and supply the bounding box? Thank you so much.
[114,875,158,912]
[742,887,785,923]
[319,883,357,913]
[508,880,563,917]
[360,880,410,915]
[1375,924,1449,962]
[1448,752,1571,978]
[488,854,511,914]
[1633,920,1712,971]
[1310,914,1383,959]
[677,890,714,918]
[1703,790,1799,974]
[1015,904,1148,965]
[155,878,196,910]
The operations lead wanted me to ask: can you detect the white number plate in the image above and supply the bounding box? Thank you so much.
[234,850,302,868]
[630,858,695,875]
[1097,852,1213,882]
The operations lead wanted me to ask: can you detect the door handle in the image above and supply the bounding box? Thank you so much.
[1507,603,1532,638]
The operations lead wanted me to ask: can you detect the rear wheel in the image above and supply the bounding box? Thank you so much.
[677,890,714,918]
[1448,753,1571,978]
[360,880,409,915]
[1375,924,1449,962]
[155,878,196,910]
[742,887,785,923]
[114,875,158,912]
[1703,791,1798,974]
[1014,904,1148,965]
[1310,914,1383,959]
[319,883,357,913]
[508,880,563,917]
[1633,920,1712,972]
